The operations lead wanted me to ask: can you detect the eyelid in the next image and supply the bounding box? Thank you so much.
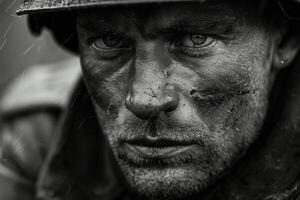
[173,33,214,47]
[92,41,132,51]
[90,44,131,60]
[170,33,219,58]
[89,36,133,60]
[86,30,129,44]
[89,35,133,51]
[175,34,214,48]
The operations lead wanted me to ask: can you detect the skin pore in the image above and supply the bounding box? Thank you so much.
[76,1,297,199]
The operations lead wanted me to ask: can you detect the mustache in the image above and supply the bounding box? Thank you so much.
[116,116,210,144]
[110,116,222,167]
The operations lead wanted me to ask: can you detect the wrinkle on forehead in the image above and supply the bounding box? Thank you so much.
[141,3,239,39]
[77,1,247,39]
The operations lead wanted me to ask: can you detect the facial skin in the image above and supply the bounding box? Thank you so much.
[76,1,290,199]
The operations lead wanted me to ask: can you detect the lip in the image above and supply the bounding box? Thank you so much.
[124,144,193,159]
[121,137,195,159]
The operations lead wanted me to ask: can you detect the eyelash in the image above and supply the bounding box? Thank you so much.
[173,40,217,58]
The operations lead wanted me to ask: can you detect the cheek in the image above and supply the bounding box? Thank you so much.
[80,53,131,117]
[207,40,272,146]
[169,52,254,117]
[168,38,271,141]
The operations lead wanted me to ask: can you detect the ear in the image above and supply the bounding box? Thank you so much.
[273,28,300,69]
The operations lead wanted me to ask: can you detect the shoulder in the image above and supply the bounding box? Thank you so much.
[0,58,81,115]
[0,57,81,199]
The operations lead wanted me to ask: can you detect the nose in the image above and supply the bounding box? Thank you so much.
[125,60,179,120]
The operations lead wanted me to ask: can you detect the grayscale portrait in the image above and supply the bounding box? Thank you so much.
[0,0,300,200]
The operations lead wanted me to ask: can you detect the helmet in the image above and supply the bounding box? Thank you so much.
[17,0,300,16]
[17,0,300,53]
[17,0,202,15]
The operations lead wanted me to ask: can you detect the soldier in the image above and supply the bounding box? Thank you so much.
[0,0,300,199]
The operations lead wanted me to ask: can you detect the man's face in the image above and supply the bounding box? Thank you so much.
[77,1,276,199]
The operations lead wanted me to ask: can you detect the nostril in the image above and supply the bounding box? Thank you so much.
[190,89,197,96]
[162,92,179,112]
[126,94,134,104]
[125,96,160,119]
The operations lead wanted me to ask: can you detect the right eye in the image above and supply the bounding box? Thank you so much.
[92,34,131,50]
[91,33,132,60]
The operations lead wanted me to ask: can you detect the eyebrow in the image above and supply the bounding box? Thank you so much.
[143,14,239,39]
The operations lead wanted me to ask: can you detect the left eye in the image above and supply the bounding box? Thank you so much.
[92,34,130,50]
[176,34,215,48]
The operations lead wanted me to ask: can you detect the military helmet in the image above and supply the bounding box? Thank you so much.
[17,0,300,16]
[17,0,208,15]
[17,0,300,53]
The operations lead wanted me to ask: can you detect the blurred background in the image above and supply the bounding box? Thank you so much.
[0,0,76,96]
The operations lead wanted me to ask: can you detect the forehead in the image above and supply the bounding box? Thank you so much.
[77,1,258,30]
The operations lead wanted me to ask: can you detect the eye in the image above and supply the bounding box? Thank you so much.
[176,34,215,48]
[172,34,217,58]
[92,34,131,50]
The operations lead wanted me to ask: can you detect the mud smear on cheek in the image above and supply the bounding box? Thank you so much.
[188,58,252,106]
[186,66,255,133]
[188,84,255,111]
[83,58,130,115]
[189,88,227,108]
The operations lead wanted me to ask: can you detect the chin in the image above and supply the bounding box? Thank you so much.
[120,165,216,200]
[113,143,236,200]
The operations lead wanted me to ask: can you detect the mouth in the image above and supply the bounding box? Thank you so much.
[119,137,197,164]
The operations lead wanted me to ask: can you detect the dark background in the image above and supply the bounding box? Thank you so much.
[0,0,75,96]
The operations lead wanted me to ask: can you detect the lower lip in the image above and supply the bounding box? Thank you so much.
[123,143,194,159]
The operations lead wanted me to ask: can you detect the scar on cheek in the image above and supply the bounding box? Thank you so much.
[189,86,257,106]
[189,89,226,106]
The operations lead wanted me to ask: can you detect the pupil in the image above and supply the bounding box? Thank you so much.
[190,34,206,45]
[103,35,120,47]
